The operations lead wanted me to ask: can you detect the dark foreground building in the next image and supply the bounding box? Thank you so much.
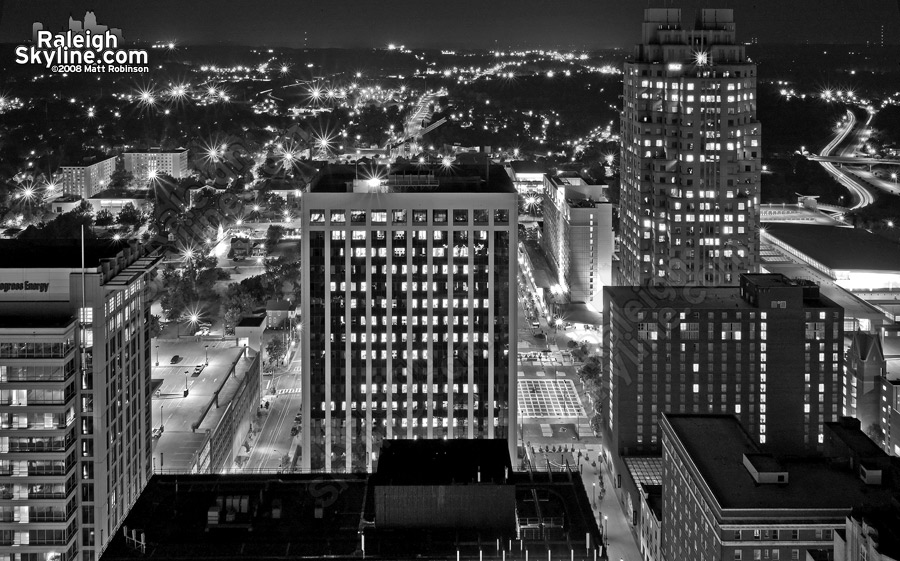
[99,441,600,561]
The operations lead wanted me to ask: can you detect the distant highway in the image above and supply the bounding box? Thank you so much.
[815,109,876,210]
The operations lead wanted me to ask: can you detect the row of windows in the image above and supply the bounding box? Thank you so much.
[312,208,511,225]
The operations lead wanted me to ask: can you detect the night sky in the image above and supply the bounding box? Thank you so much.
[1,0,898,49]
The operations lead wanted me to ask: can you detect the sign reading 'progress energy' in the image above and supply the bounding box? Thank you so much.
[0,282,51,293]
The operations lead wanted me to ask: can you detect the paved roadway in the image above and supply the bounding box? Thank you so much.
[816,109,876,210]
[242,350,303,471]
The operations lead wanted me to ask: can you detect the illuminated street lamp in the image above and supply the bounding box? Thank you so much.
[205,344,210,365]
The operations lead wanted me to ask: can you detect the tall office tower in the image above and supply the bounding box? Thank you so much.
[300,165,518,473]
[541,172,614,308]
[59,156,117,199]
[123,149,189,183]
[619,8,761,286]
[0,240,160,561]
[602,274,843,475]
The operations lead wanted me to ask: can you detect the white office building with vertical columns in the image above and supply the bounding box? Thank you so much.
[300,164,518,473]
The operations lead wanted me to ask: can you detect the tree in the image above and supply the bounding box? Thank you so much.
[266,338,287,369]
[110,169,134,188]
[579,356,602,386]
[18,204,95,239]
[222,283,258,330]
[95,209,114,227]
[866,423,885,446]
[149,314,162,339]
[265,224,285,253]
[116,203,143,227]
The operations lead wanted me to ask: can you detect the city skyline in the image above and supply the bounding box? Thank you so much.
[0,2,899,560]
[1,1,899,48]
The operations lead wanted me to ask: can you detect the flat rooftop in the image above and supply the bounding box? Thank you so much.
[373,439,512,486]
[664,414,894,511]
[0,239,138,269]
[61,154,115,166]
[310,163,516,194]
[124,148,187,154]
[89,189,150,200]
[100,468,600,561]
[765,224,900,272]
[826,419,886,459]
[509,161,549,176]
[236,316,265,328]
[606,275,839,310]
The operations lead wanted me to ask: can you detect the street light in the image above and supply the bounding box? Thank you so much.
[603,516,608,545]
[592,482,596,507]
[205,344,210,365]
[184,370,189,397]
[155,344,160,366]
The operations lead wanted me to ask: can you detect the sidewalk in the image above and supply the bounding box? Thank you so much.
[579,453,642,561]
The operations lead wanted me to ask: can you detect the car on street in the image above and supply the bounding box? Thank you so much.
[196,327,211,336]
[170,355,181,364]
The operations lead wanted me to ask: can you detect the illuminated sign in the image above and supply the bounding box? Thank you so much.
[0,281,51,293]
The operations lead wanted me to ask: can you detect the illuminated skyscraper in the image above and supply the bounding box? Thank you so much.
[300,165,517,472]
[0,240,160,561]
[619,8,761,286]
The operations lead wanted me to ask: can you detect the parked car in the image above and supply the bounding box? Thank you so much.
[196,327,211,336]
[170,355,181,364]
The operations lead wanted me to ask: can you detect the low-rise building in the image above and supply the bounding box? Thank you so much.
[265,300,296,330]
[507,161,548,194]
[124,148,189,182]
[88,189,151,217]
[49,193,85,214]
[59,155,117,198]
[235,316,265,353]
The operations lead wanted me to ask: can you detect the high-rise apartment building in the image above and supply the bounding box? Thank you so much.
[541,173,614,307]
[123,149,189,182]
[0,240,160,561]
[602,274,843,475]
[59,157,117,199]
[619,8,761,286]
[300,165,517,473]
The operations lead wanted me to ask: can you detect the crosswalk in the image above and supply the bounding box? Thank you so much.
[276,388,301,395]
